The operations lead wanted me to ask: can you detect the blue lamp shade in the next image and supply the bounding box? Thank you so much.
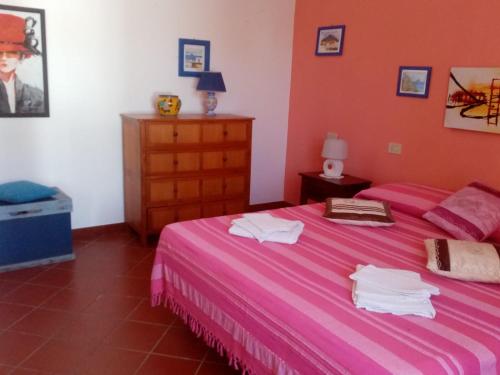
[196,72,226,92]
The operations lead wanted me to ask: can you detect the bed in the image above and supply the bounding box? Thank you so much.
[151,183,500,374]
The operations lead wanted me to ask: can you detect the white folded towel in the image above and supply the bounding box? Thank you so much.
[242,213,300,234]
[353,293,436,318]
[350,264,440,297]
[350,264,439,319]
[229,213,304,244]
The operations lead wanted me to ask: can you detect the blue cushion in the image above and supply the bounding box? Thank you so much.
[0,180,58,204]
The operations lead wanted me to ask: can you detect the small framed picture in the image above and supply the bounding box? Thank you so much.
[178,38,210,77]
[315,25,345,56]
[0,4,49,117]
[396,66,432,98]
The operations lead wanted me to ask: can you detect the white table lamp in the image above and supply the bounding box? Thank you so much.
[321,137,348,179]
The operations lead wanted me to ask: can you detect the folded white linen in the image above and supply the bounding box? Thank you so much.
[350,264,439,319]
[353,291,436,318]
[229,214,304,244]
[242,213,301,235]
[350,264,440,297]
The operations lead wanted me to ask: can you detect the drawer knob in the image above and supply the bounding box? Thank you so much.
[223,156,228,162]
[223,130,228,136]
[173,160,179,165]
[173,131,178,137]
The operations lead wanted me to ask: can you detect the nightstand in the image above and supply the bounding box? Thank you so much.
[299,172,372,204]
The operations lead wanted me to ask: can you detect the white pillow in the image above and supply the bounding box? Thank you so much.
[424,239,500,283]
[323,198,395,227]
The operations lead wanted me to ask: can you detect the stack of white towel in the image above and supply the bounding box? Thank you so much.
[349,264,440,319]
[229,213,304,244]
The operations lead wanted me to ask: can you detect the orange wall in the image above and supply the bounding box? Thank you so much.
[284,0,500,203]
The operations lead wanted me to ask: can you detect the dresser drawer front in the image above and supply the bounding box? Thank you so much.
[225,122,248,142]
[146,123,201,147]
[225,150,247,169]
[148,204,202,232]
[202,199,247,218]
[202,150,248,170]
[202,177,224,198]
[225,175,247,195]
[200,121,249,144]
[201,122,224,143]
[148,207,176,232]
[202,175,247,199]
[146,152,201,175]
[147,178,201,204]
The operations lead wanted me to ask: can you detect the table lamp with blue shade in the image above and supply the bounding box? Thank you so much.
[196,72,226,116]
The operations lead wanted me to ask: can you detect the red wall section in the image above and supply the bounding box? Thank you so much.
[284,0,500,203]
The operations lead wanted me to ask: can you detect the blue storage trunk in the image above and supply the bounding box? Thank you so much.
[0,189,74,272]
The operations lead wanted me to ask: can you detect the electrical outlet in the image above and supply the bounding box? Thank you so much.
[388,142,402,154]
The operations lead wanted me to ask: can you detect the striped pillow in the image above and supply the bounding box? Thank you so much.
[323,198,395,227]
[423,182,500,241]
[354,183,451,217]
[425,239,500,283]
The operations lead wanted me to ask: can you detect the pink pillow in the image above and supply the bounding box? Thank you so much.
[354,183,451,217]
[423,182,500,241]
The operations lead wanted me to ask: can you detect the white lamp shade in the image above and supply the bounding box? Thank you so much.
[322,138,348,160]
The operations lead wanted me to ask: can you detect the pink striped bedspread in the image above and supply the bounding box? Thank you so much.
[151,203,500,375]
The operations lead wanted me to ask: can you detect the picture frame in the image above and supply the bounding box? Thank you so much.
[396,66,432,98]
[315,25,345,56]
[178,38,210,77]
[444,67,500,134]
[0,4,49,117]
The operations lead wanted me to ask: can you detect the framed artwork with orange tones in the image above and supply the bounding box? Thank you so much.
[396,66,432,98]
[445,67,500,134]
[315,25,345,56]
[0,4,49,117]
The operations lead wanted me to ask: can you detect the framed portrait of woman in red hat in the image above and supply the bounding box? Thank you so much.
[0,4,49,117]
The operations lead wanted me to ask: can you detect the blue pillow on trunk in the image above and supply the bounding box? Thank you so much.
[0,180,57,204]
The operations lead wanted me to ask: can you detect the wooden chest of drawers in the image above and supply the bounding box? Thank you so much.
[122,114,253,244]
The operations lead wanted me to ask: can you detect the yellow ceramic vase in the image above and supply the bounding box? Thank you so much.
[156,95,181,116]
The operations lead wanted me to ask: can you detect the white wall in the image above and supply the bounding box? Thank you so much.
[0,0,295,228]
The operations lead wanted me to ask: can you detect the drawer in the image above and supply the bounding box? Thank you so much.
[225,122,248,142]
[202,175,247,199]
[202,149,247,170]
[146,152,201,175]
[148,204,202,232]
[147,178,201,204]
[146,122,201,147]
[201,121,249,144]
[202,199,247,218]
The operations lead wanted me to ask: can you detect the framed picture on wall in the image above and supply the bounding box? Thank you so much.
[0,4,49,117]
[315,25,345,56]
[396,66,432,98]
[444,67,500,134]
[178,38,210,77]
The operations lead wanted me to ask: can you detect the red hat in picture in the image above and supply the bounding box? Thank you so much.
[0,13,34,57]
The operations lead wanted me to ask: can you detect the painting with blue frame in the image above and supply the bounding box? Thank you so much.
[178,38,210,77]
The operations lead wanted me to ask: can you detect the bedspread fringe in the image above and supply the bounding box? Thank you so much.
[152,291,253,375]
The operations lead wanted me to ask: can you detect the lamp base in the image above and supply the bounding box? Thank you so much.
[319,173,344,179]
[322,159,344,179]
[204,91,217,116]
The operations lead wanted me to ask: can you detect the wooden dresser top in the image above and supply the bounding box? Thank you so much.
[121,113,254,122]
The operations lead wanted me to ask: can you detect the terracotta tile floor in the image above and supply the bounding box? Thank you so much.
[0,228,239,375]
